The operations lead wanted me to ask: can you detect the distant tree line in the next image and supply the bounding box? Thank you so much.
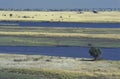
[0,8,120,11]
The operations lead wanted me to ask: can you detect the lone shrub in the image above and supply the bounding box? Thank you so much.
[9,14,13,17]
[89,46,102,60]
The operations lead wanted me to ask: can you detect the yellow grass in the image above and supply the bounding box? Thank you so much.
[0,31,120,39]
[0,11,120,22]
[0,53,120,78]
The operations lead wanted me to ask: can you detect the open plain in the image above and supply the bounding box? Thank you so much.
[0,11,120,23]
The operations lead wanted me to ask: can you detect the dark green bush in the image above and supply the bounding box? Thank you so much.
[89,46,102,60]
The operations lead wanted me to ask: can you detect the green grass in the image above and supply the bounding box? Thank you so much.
[0,26,120,47]
[0,68,119,79]
[0,63,120,79]
[0,71,48,79]
[0,26,120,34]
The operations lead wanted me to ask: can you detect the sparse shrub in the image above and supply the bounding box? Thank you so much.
[9,14,13,17]
[13,59,23,62]
[77,11,84,14]
[60,16,62,18]
[13,58,27,62]
[69,15,71,18]
[33,58,39,61]
[2,14,6,16]
[46,59,51,62]
[93,10,98,13]
[51,19,53,21]
[22,16,29,18]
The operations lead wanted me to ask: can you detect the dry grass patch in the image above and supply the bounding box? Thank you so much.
[0,11,120,23]
[0,54,120,79]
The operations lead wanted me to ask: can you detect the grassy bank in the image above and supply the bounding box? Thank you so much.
[0,26,120,47]
[0,11,120,23]
[0,54,120,79]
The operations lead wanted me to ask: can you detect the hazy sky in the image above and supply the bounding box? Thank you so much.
[0,0,120,9]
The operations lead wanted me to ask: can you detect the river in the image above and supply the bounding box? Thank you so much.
[0,21,120,60]
[0,21,120,28]
[0,46,120,60]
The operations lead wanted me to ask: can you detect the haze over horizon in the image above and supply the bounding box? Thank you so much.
[0,0,120,9]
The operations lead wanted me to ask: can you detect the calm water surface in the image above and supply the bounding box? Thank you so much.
[0,21,120,28]
[0,46,120,60]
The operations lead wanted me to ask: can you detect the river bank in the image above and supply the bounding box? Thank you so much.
[0,53,120,79]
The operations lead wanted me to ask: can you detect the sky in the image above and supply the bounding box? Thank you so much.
[0,0,120,9]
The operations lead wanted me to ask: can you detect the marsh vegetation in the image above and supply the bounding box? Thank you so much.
[0,26,120,47]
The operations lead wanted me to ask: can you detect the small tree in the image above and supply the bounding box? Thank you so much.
[93,10,98,13]
[88,45,102,60]
[9,14,13,17]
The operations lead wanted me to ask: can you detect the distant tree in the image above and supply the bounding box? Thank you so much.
[9,14,13,17]
[60,16,62,18]
[88,44,102,60]
[23,16,29,18]
[77,11,84,14]
[93,10,98,13]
